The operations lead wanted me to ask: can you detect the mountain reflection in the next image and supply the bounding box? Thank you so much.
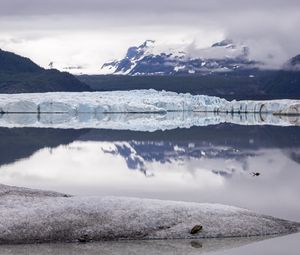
[101,140,259,176]
[0,124,300,222]
[0,124,299,168]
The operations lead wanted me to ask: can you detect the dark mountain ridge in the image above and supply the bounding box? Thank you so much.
[79,69,300,100]
[0,48,91,93]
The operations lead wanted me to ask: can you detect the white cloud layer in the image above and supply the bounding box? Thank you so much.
[0,0,299,73]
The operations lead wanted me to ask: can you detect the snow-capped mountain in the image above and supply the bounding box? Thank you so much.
[101,39,259,75]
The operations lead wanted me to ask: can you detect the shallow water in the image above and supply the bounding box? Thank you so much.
[0,235,284,255]
[0,115,299,253]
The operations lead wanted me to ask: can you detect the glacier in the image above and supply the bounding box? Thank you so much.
[0,183,299,244]
[0,90,299,115]
[0,90,299,130]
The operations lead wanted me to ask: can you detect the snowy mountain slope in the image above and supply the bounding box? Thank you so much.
[100,40,259,75]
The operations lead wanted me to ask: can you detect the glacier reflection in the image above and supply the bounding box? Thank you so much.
[0,112,299,131]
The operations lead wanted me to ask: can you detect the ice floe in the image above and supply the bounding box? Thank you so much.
[0,184,299,244]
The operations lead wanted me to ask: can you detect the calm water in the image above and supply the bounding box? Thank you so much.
[0,120,299,254]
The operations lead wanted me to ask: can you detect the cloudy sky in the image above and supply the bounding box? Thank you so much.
[0,0,299,73]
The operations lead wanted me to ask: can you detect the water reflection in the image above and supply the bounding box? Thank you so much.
[0,112,299,131]
[0,235,273,255]
[0,125,299,223]
[100,140,259,175]
[212,233,300,255]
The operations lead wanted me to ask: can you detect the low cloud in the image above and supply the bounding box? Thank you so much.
[0,0,299,72]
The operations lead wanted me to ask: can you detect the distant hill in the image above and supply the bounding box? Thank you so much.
[0,49,91,93]
[283,54,300,71]
[78,69,300,100]
[264,70,300,97]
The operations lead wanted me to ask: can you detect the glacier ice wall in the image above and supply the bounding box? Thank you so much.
[0,90,299,115]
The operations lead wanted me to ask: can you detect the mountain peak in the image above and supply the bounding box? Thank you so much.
[100,39,259,75]
[211,39,235,48]
[140,40,155,48]
[125,40,155,60]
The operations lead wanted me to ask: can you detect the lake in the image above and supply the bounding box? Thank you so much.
[0,114,299,254]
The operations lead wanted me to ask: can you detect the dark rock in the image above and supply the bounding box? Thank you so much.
[78,234,91,243]
[190,225,203,234]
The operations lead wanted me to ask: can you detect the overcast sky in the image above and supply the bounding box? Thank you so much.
[1,0,299,73]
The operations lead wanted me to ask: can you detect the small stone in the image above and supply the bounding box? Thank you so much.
[190,225,203,234]
[78,234,91,243]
